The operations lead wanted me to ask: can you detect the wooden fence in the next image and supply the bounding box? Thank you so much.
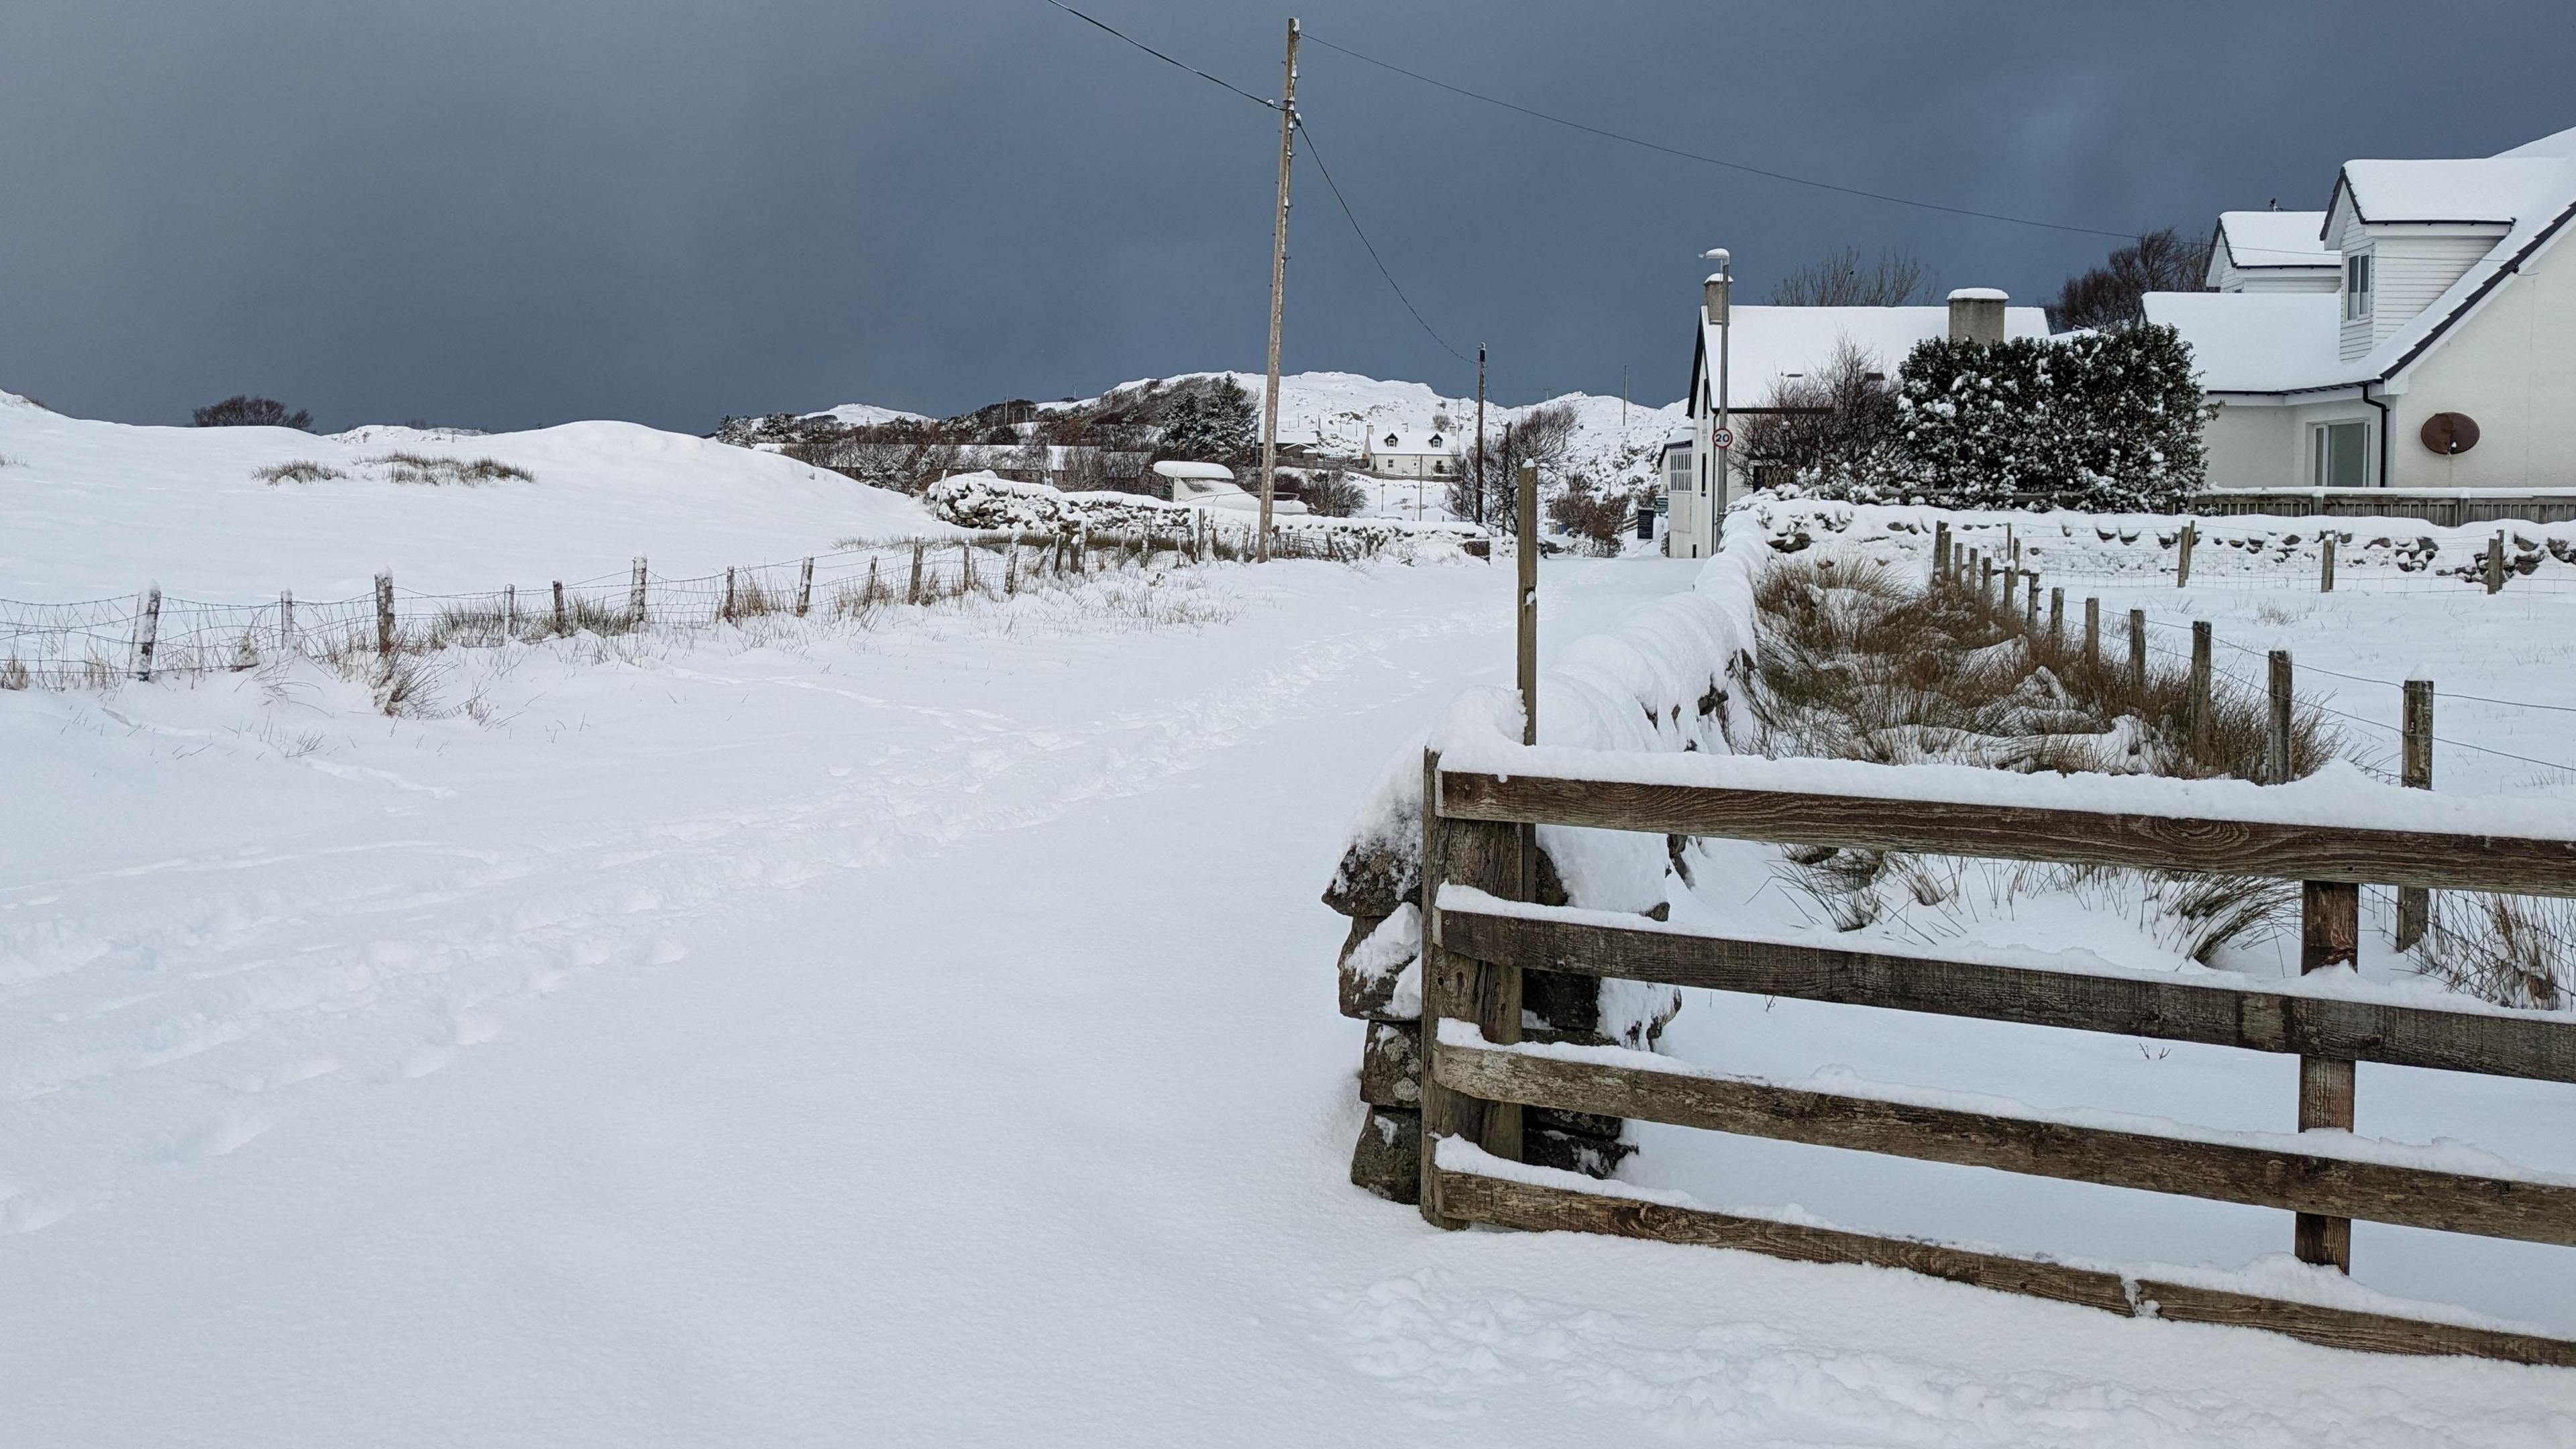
[2198,490,2576,527]
[1414,751,2576,1366]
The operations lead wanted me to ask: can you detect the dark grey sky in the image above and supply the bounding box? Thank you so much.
[5,1,2571,432]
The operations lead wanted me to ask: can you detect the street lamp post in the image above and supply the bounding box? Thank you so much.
[1701,248,1732,557]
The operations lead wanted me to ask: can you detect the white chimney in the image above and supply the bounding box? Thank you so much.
[1704,272,1731,327]
[1947,287,2008,344]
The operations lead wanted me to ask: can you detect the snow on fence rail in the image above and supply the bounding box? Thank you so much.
[1411,733,2576,1366]
[0,521,1407,692]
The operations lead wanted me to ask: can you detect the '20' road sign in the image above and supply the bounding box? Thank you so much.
[1711,427,1734,450]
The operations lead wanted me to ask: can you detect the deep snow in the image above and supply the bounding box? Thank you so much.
[7,550,2574,1444]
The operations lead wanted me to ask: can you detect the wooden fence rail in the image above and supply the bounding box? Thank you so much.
[1418,753,2576,1366]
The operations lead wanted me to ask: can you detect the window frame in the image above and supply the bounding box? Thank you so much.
[2344,251,2373,322]
[2312,419,2371,489]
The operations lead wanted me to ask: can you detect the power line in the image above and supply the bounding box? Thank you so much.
[1040,0,1279,112]
[1294,117,1472,364]
[1301,32,2137,241]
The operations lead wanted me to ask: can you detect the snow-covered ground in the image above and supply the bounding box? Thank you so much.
[6,543,2572,1442]
[0,391,942,598]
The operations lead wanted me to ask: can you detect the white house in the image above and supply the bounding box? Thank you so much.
[1660,288,2049,557]
[1359,429,1455,480]
[2148,122,2576,493]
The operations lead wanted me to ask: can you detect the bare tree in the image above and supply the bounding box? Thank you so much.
[1767,247,1933,307]
[1738,338,1900,494]
[1446,401,1577,531]
[2048,227,2214,331]
[193,394,314,431]
[1302,466,1366,517]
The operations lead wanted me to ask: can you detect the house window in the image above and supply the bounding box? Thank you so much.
[1665,448,1690,497]
[2312,420,2369,488]
[2344,252,2373,321]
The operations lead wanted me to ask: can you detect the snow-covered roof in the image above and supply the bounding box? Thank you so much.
[2195,122,2576,394]
[1151,460,1235,480]
[1364,429,1453,457]
[802,402,932,427]
[1693,305,2051,408]
[2141,291,2345,392]
[2213,211,2336,269]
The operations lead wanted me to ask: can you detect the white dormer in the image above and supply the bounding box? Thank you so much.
[2325,158,2542,360]
[2207,211,2338,294]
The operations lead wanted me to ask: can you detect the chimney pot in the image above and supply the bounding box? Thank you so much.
[1947,288,2008,344]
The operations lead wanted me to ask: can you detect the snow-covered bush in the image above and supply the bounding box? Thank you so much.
[1894,324,2208,513]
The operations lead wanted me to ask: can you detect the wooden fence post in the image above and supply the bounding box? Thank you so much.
[631,557,648,621]
[2487,532,2506,594]
[375,573,396,656]
[2397,678,2435,949]
[2320,533,2337,593]
[2128,608,2147,690]
[2008,526,2019,570]
[2178,520,2196,588]
[1417,749,1524,1230]
[2189,621,2213,761]
[1932,520,1949,584]
[504,584,515,635]
[132,586,162,681]
[798,557,814,616]
[1517,464,1538,748]
[2023,573,2039,634]
[551,580,568,635]
[2267,649,2294,784]
[720,568,736,623]
[2084,596,2099,669]
[279,590,294,650]
[2298,879,2361,1272]
[2003,564,2019,612]
[961,541,976,595]
[2049,587,2064,650]
[908,542,926,604]
[1980,555,1994,610]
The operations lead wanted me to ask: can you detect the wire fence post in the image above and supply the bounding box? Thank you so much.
[1931,520,1949,584]
[375,574,395,657]
[279,590,295,651]
[2267,649,2295,784]
[2049,586,2064,650]
[504,584,516,637]
[2189,621,2213,762]
[631,557,649,623]
[132,586,162,681]
[960,541,976,596]
[2320,533,2337,593]
[2177,519,2196,588]
[909,542,926,604]
[798,557,814,616]
[551,580,567,635]
[2487,532,2506,594]
[721,568,736,623]
[2398,678,2436,949]
[2128,608,2146,689]
[2084,596,2099,669]
[2023,572,2039,634]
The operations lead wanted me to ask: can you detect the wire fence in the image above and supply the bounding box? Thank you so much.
[1,520,1405,694]
[1941,517,2576,596]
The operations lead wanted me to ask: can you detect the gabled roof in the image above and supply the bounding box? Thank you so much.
[1365,429,1451,456]
[2142,292,2343,391]
[2186,122,2576,395]
[2212,211,2335,269]
[1688,305,2050,409]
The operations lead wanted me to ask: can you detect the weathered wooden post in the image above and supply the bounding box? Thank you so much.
[503,584,516,635]
[2177,519,2196,588]
[2023,573,2039,635]
[2128,608,2147,690]
[279,590,295,651]
[2267,649,2294,784]
[1980,555,1994,610]
[1517,464,1538,749]
[2084,596,2100,669]
[2003,565,2019,612]
[2049,586,2064,650]
[2397,678,2436,949]
[908,542,926,604]
[2487,532,2506,594]
[375,573,396,657]
[132,586,163,681]
[2320,533,2337,593]
[720,568,736,623]
[2189,621,2213,761]
[1932,520,1950,584]
[960,541,977,595]
[551,580,568,635]
[798,557,815,617]
[631,557,649,622]
[2298,879,2361,1272]
[1417,749,1524,1230]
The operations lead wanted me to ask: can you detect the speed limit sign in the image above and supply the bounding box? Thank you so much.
[1711,427,1735,450]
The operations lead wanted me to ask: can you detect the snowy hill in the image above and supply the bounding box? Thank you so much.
[1062,370,1688,493]
[803,402,932,427]
[0,391,943,599]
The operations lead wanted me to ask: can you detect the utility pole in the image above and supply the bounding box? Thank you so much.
[1473,343,1486,527]
[1256,17,1300,561]
[1621,365,1628,431]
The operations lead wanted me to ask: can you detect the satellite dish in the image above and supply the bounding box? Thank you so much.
[2420,413,2481,455]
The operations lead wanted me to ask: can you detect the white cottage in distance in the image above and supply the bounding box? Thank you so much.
[1359,428,1455,480]
[2149,122,2576,497]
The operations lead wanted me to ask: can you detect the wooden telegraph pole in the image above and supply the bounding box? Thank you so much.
[1256,17,1301,561]
[1474,344,1487,527]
